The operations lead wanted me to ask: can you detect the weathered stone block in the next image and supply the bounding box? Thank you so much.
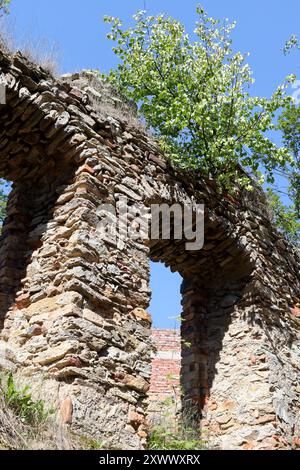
[33,341,79,365]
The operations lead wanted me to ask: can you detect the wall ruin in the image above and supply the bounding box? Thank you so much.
[1,48,300,450]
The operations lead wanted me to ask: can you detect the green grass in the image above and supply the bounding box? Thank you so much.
[149,424,205,450]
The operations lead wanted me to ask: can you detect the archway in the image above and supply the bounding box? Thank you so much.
[145,206,254,443]
[148,262,182,427]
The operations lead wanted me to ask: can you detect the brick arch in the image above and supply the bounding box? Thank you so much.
[1,49,300,450]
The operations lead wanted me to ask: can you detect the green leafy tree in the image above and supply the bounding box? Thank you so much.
[0,0,10,16]
[269,35,300,244]
[0,0,9,226]
[3,372,52,426]
[280,36,300,217]
[0,179,7,226]
[104,6,294,190]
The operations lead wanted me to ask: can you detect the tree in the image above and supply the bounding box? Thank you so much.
[266,188,300,244]
[278,104,300,215]
[280,35,300,218]
[0,0,10,228]
[104,7,294,190]
[269,35,300,244]
[0,0,10,16]
[0,179,7,226]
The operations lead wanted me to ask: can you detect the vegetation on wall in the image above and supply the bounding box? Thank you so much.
[148,424,205,451]
[1,3,299,242]
[278,105,300,217]
[148,398,206,451]
[269,102,300,244]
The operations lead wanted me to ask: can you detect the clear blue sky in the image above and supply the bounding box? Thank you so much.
[4,0,300,327]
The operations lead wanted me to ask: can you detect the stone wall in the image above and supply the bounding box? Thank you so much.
[0,48,300,450]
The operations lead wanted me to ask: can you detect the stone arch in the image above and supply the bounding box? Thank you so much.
[1,49,300,450]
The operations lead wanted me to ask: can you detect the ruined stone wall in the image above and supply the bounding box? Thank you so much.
[148,329,181,418]
[0,48,300,450]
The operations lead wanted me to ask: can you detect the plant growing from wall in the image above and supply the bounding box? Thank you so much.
[104,6,294,191]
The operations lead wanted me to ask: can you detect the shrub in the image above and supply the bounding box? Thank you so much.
[104,7,294,190]
[149,425,205,451]
[3,373,52,426]
[148,399,207,451]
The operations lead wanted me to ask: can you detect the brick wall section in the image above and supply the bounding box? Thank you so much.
[1,50,300,450]
[149,329,181,402]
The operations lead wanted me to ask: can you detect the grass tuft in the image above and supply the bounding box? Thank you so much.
[0,18,60,76]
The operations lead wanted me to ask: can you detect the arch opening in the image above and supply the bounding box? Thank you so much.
[146,217,254,440]
[148,261,182,424]
[0,52,299,450]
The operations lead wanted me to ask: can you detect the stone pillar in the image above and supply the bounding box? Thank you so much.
[181,265,300,450]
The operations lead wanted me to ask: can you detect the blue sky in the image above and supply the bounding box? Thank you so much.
[3,0,300,327]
